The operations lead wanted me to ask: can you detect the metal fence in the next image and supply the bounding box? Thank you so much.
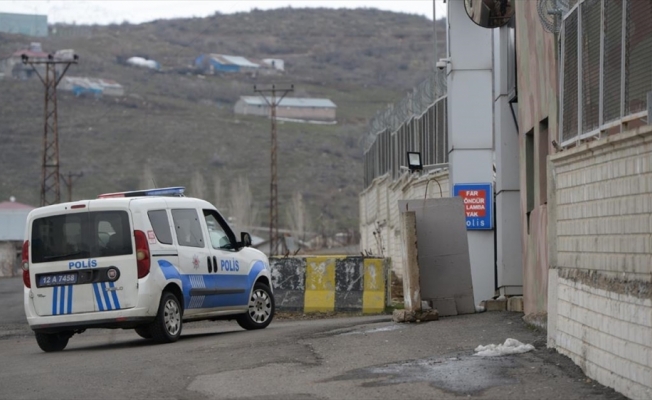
[363,70,448,188]
[560,0,652,146]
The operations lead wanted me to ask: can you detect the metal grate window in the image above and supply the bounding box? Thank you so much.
[562,10,579,142]
[561,0,651,146]
[581,0,600,133]
[603,0,622,123]
[625,0,652,115]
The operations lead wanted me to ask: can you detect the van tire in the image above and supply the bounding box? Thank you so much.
[236,282,275,330]
[35,332,69,352]
[134,326,152,339]
[149,292,182,344]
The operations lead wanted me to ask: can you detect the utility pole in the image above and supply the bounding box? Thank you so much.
[61,171,84,202]
[22,53,78,206]
[253,84,294,257]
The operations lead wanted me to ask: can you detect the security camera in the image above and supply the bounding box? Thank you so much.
[436,58,450,70]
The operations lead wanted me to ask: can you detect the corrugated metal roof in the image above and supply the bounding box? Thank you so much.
[0,201,34,210]
[240,96,337,108]
[210,54,259,68]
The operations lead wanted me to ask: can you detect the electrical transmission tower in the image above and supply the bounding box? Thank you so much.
[22,53,78,206]
[254,84,294,257]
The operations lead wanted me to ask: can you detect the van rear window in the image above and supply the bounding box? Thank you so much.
[31,211,132,263]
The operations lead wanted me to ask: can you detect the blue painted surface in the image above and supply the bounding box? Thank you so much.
[51,285,73,315]
[158,259,265,309]
[453,183,494,230]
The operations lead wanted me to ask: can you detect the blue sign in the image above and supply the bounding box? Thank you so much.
[453,183,493,230]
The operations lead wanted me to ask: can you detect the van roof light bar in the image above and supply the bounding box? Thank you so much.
[98,187,186,199]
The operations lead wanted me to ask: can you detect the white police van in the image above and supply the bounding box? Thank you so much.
[22,187,274,352]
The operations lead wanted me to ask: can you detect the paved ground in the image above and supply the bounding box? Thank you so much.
[0,277,626,400]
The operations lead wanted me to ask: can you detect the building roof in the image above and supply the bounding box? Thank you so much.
[239,96,337,109]
[0,200,34,211]
[210,54,260,68]
[11,49,49,59]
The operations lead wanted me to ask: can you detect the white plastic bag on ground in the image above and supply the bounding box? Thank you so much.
[473,338,535,357]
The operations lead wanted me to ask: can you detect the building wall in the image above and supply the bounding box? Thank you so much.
[547,125,652,399]
[0,13,48,37]
[359,170,450,278]
[234,101,336,121]
[514,0,559,318]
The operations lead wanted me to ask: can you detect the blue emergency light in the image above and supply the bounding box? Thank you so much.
[98,187,185,199]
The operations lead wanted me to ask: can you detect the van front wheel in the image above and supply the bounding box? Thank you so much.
[236,283,275,330]
[35,332,69,352]
[149,292,182,344]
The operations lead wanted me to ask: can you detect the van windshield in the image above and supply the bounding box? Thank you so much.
[31,211,132,263]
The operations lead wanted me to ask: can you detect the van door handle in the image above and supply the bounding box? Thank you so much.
[207,256,212,273]
[213,256,218,273]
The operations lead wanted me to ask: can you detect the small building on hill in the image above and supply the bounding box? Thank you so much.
[59,76,125,97]
[0,42,49,79]
[0,198,34,277]
[234,96,337,122]
[194,54,260,74]
[126,56,161,71]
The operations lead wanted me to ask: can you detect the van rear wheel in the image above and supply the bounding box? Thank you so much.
[149,291,182,344]
[35,332,69,352]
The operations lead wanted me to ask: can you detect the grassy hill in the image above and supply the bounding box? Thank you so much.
[0,8,441,236]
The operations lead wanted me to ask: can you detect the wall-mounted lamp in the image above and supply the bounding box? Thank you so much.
[407,151,423,172]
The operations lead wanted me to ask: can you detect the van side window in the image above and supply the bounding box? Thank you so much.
[203,211,231,250]
[147,210,173,245]
[171,209,204,248]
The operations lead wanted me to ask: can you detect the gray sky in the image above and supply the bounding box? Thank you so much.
[1,1,446,25]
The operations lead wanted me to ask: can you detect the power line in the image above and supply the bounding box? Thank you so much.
[22,53,78,206]
[253,83,293,257]
[60,171,84,202]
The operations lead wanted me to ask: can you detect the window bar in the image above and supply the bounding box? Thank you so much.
[598,0,605,131]
[619,0,626,132]
[577,2,583,146]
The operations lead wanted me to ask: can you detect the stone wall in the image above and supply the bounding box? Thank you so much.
[547,125,652,399]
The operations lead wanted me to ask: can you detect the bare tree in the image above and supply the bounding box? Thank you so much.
[229,176,258,235]
[190,171,207,200]
[213,176,224,209]
[140,165,157,189]
[286,191,310,242]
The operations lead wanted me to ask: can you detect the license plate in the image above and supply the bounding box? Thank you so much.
[37,272,78,287]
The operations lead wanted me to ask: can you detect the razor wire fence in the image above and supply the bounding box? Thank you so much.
[363,70,448,187]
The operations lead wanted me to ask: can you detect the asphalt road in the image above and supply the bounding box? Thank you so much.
[0,277,626,400]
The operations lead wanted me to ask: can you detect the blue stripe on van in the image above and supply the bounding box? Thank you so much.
[101,282,113,311]
[157,259,266,309]
[109,281,121,309]
[52,286,58,315]
[67,285,73,314]
[93,283,105,311]
[59,285,65,315]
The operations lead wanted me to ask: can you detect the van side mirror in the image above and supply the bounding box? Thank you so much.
[241,232,252,247]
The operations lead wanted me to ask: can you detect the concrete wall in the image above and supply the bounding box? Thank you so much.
[0,242,19,277]
[514,0,559,318]
[270,256,388,314]
[359,170,450,279]
[547,125,652,400]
